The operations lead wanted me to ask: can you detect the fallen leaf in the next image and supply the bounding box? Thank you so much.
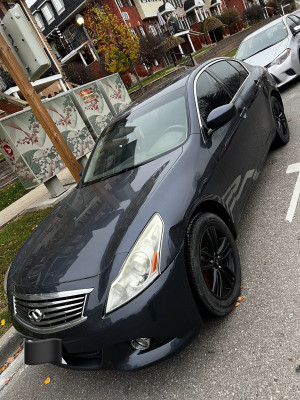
[237,296,245,302]
[4,378,12,385]
[6,357,14,364]
[240,285,244,289]
[44,377,51,385]
[289,357,294,363]
[1,365,7,372]
[1,320,5,326]
[235,302,240,307]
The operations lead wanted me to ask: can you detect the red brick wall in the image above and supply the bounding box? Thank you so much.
[224,0,246,15]
[87,61,105,79]
[190,35,203,51]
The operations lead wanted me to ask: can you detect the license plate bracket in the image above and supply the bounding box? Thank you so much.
[24,338,62,365]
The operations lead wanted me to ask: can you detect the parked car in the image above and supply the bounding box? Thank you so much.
[235,15,300,87]
[5,58,289,371]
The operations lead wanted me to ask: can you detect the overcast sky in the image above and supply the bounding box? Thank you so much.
[25,0,36,7]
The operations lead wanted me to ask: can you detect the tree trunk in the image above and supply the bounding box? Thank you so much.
[129,60,144,94]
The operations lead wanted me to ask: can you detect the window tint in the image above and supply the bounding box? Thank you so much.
[207,61,244,96]
[196,71,232,124]
[286,15,300,31]
[228,60,248,82]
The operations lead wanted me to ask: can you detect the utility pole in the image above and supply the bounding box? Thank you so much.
[0,32,82,183]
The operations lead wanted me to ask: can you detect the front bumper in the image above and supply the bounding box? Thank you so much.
[267,51,300,87]
[11,247,204,371]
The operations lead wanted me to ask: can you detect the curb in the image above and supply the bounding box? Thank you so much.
[0,327,21,370]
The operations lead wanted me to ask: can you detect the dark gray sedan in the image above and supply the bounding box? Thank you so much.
[5,58,289,370]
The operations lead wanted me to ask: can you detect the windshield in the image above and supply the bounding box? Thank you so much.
[236,21,288,60]
[83,91,187,184]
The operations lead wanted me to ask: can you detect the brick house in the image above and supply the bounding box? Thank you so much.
[29,0,171,78]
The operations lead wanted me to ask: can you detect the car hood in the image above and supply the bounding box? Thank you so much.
[11,149,182,289]
[243,37,290,67]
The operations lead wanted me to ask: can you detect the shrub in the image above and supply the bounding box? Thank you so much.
[243,5,264,24]
[63,62,98,85]
[219,8,240,26]
[121,72,132,88]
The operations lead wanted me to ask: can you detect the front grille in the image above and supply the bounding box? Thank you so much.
[13,288,93,334]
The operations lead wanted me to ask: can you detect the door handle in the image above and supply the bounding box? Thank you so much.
[254,79,261,87]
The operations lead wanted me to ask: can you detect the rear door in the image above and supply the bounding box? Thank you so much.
[195,60,270,222]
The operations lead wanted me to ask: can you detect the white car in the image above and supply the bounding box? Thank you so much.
[235,15,300,87]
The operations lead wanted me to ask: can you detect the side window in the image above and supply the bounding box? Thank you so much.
[286,16,300,31]
[196,71,232,124]
[227,60,248,82]
[207,61,243,96]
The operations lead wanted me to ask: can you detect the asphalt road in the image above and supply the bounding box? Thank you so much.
[2,79,300,400]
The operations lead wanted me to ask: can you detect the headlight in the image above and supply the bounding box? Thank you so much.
[269,48,291,67]
[3,263,12,294]
[106,214,164,314]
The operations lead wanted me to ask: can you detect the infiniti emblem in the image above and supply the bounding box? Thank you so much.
[28,309,44,323]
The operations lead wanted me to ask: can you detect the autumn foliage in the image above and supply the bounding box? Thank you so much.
[86,5,140,74]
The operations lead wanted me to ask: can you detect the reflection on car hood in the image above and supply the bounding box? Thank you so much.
[11,150,182,288]
[244,37,289,67]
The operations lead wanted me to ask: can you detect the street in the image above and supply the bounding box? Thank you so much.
[1,78,300,400]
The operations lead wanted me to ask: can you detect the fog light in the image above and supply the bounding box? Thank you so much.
[131,338,150,351]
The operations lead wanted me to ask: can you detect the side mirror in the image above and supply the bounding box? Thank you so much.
[206,103,236,133]
[293,25,300,35]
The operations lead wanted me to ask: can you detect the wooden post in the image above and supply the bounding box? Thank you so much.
[0,33,82,182]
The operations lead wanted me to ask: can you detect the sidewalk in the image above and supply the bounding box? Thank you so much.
[0,168,76,229]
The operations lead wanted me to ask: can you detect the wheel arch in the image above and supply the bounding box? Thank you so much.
[189,200,237,240]
[270,89,283,107]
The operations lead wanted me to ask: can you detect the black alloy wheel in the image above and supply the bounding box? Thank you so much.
[271,97,289,147]
[186,213,241,317]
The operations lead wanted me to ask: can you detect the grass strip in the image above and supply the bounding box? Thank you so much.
[0,181,29,212]
[225,48,238,57]
[0,207,54,336]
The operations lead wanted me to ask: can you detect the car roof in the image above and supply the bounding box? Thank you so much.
[240,16,288,42]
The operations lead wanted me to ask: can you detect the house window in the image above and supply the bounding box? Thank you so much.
[34,13,45,30]
[52,0,65,15]
[130,28,137,36]
[41,3,55,24]
[148,24,157,36]
[137,26,146,37]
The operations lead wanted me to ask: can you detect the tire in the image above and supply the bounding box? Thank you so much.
[271,97,289,147]
[186,213,241,317]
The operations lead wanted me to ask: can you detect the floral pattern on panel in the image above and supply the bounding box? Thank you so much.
[0,93,95,188]
[72,82,113,137]
[0,136,36,189]
[100,74,131,115]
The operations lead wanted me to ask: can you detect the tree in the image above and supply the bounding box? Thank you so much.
[219,8,240,26]
[62,62,98,85]
[242,5,264,24]
[204,17,224,43]
[139,35,166,70]
[85,5,142,90]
